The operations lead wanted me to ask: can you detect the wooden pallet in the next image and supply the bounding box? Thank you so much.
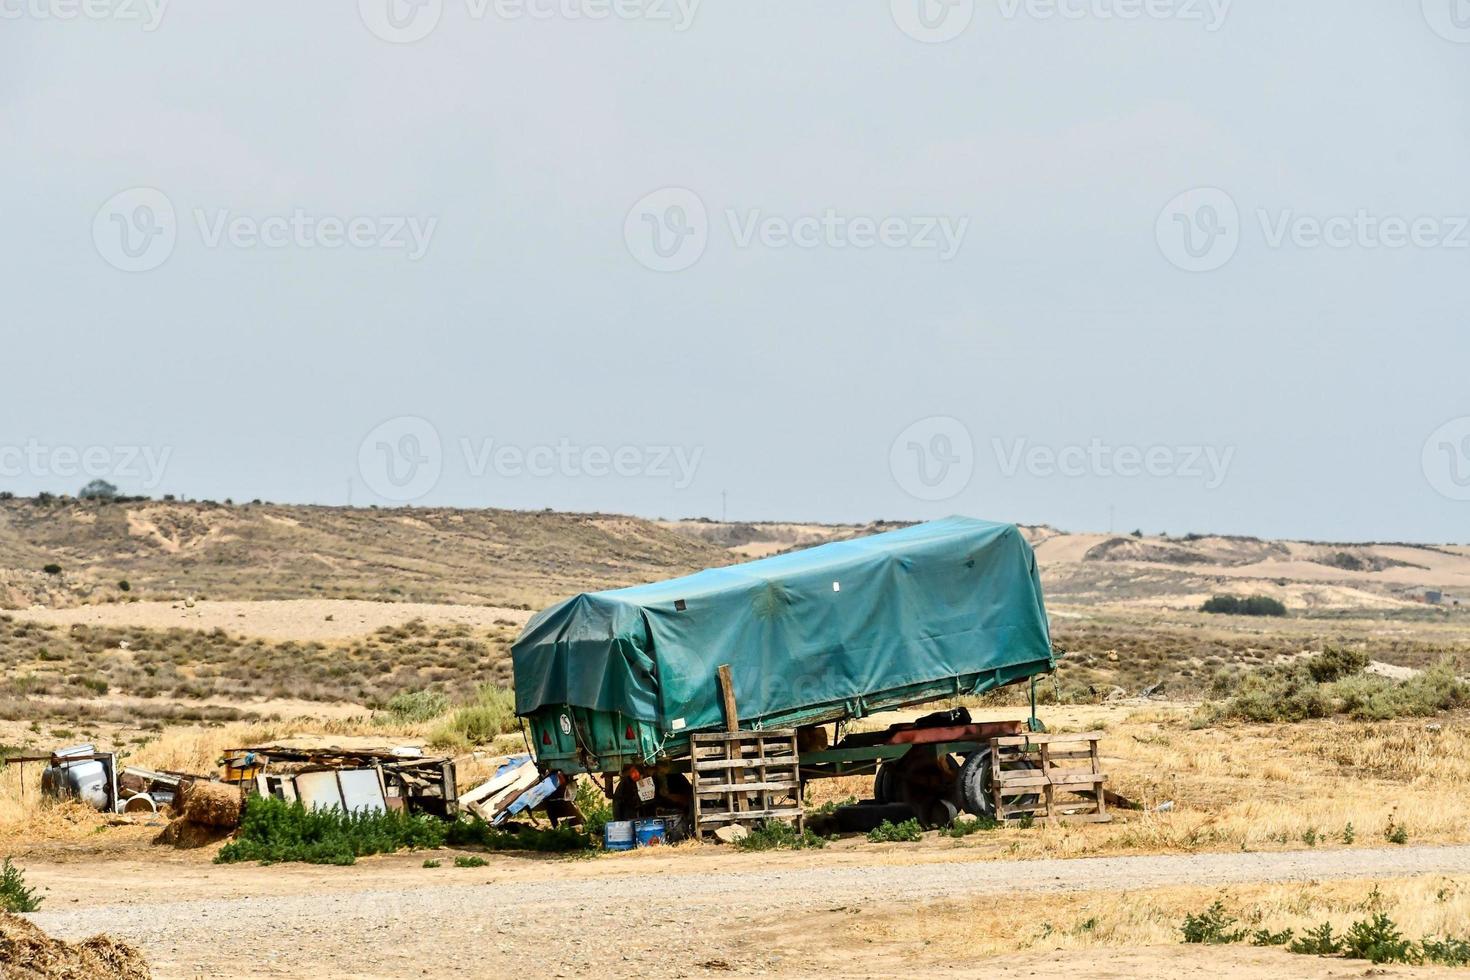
[690,730,803,839]
[990,731,1110,824]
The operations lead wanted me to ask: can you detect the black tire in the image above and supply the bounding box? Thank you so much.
[956,749,996,819]
[922,797,958,830]
[958,748,1040,820]
[873,763,897,803]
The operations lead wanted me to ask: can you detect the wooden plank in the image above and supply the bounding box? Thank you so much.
[697,806,804,825]
[696,779,799,795]
[991,731,1105,747]
[694,757,800,771]
[692,730,797,743]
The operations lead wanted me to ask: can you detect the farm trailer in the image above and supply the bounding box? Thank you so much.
[511,516,1057,829]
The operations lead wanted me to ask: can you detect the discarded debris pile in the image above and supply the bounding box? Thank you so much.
[0,912,151,980]
[222,741,458,818]
[458,754,580,827]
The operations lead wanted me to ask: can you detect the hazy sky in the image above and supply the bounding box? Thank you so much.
[4,1,1468,542]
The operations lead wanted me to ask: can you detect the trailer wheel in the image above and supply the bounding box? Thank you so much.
[958,748,1040,820]
[873,763,898,803]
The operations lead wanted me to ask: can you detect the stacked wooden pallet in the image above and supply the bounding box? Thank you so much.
[990,731,1110,824]
[690,730,803,840]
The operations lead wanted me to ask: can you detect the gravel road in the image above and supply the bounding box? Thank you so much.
[26,844,1470,979]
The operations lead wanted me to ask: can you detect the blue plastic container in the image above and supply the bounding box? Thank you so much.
[634,818,667,847]
[603,820,635,851]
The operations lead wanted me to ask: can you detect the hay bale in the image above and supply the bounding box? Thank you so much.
[0,912,151,979]
[177,780,242,829]
[153,816,231,850]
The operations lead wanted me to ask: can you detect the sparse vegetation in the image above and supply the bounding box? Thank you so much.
[1181,901,1246,944]
[0,857,42,912]
[1195,652,1470,725]
[453,855,488,868]
[429,683,519,749]
[867,819,924,843]
[734,820,829,852]
[444,818,593,853]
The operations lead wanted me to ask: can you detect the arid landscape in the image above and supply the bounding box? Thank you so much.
[2,497,1469,978]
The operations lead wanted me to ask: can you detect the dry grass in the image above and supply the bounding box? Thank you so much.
[804,705,1470,861]
[804,875,1470,960]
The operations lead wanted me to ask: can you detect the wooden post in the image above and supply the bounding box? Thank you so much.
[717,664,739,732]
[716,665,744,813]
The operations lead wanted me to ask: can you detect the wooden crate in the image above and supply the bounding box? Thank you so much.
[690,730,803,839]
[990,731,1110,824]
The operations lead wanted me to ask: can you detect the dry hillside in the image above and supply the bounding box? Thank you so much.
[0,498,728,610]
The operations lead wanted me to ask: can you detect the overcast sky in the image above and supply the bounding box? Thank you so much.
[4,1,1468,542]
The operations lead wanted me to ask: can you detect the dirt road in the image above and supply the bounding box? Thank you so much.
[23,844,1470,978]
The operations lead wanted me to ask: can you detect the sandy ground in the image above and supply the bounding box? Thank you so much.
[22,844,1470,979]
[12,599,533,642]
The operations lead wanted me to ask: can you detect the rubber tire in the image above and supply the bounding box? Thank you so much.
[956,749,997,819]
[873,762,898,804]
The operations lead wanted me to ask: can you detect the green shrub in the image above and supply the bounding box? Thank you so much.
[942,817,999,838]
[380,689,449,723]
[867,819,923,843]
[1342,913,1415,964]
[0,857,41,913]
[453,855,488,868]
[445,818,593,853]
[1201,595,1287,617]
[118,580,131,592]
[1385,818,1409,845]
[429,684,518,749]
[1421,937,1470,966]
[1195,656,1470,726]
[422,858,441,868]
[41,564,62,576]
[734,820,828,852]
[1289,922,1341,955]
[1251,927,1295,947]
[574,779,611,842]
[1181,901,1247,944]
[215,796,446,866]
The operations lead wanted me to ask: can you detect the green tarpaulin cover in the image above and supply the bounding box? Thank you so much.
[512,516,1053,732]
